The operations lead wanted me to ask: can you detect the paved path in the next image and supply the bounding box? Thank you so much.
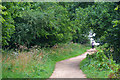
[49,48,97,78]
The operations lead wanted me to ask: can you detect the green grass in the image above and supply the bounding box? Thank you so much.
[2,43,90,78]
[48,43,90,62]
[80,58,110,78]
[79,47,120,78]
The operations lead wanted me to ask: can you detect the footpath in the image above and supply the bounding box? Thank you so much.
[49,48,97,78]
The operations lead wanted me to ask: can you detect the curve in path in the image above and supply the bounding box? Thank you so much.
[49,48,97,78]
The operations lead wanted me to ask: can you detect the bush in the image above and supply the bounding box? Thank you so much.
[80,50,120,78]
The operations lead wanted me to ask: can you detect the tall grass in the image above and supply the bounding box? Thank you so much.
[2,43,90,78]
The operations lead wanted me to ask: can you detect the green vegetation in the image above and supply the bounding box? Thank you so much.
[2,2,90,49]
[2,43,90,78]
[1,1,120,78]
[76,2,120,63]
[80,47,120,78]
[79,3,120,78]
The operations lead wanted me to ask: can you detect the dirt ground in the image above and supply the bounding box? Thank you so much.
[49,48,97,78]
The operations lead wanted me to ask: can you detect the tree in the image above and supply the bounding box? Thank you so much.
[1,3,15,47]
[81,2,120,63]
[5,2,73,48]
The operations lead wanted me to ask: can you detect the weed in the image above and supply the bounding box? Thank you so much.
[80,49,120,78]
[2,43,90,78]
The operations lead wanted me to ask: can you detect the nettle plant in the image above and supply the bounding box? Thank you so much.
[86,50,120,78]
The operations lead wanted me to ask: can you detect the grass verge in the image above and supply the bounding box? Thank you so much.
[2,43,90,78]
[80,47,120,78]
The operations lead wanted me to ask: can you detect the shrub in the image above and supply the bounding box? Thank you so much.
[81,49,120,78]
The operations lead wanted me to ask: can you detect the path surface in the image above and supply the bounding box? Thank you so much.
[49,48,97,78]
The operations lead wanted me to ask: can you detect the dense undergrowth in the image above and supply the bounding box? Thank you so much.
[80,47,120,78]
[2,43,90,78]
